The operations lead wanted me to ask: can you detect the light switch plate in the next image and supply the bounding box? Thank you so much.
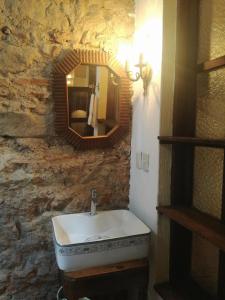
[136,152,142,169]
[142,153,149,172]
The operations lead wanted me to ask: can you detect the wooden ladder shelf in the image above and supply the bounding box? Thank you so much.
[154,1,225,299]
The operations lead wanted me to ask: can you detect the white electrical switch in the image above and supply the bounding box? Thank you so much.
[142,153,149,172]
[136,152,142,169]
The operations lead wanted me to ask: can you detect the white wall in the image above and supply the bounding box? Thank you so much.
[129,0,163,299]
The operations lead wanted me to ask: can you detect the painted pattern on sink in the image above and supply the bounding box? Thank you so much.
[55,235,149,256]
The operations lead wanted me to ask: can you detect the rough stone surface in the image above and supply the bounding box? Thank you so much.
[0,1,134,299]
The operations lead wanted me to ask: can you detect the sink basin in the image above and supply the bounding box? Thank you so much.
[52,209,151,272]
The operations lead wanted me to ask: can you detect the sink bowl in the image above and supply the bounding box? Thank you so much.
[52,209,151,272]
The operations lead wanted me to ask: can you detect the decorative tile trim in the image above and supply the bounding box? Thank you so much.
[55,235,150,257]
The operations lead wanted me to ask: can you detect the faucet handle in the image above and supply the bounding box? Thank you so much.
[91,188,97,199]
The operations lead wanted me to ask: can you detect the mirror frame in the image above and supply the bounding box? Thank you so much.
[53,49,132,149]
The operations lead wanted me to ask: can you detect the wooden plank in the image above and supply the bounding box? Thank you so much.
[218,252,225,300]
[64,259,148,280]
[154,280,217,300]
[170,145,194,280]
[171,146,195,206]
[169,0,199,283]
[170,221,192,281]
[157,206,225,252]
[197,55,225,73]
[172,0,198,136]
[159,136,225,148]
[218,150,225,299]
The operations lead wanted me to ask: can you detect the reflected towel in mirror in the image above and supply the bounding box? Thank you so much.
[88,93,98,128]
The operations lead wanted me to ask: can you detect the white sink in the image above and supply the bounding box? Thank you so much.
[52,209,151,272]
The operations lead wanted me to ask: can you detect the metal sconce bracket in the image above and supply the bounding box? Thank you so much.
[126,54,152,96]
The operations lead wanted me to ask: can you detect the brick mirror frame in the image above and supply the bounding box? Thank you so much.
[53,49,132,149]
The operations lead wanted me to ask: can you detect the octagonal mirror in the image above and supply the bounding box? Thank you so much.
[53,49,132,149]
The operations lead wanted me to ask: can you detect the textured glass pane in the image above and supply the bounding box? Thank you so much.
[193,148,223,218]
[191,234,219,296]
[198,0,225,62]
[196,69,225,139]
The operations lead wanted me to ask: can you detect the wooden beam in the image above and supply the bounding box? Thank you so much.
[173,0,199,136]
[169,0,199,282]
[157,206,225,252]
[197,55,225,73]
[218,150,225,299]
[158,136,225,148]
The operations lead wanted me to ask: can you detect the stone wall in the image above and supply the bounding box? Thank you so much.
[0,1,134,299]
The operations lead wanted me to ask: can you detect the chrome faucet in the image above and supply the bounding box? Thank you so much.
[90,188,97,216]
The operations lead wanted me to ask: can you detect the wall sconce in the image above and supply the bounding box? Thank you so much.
[125,53,152,96]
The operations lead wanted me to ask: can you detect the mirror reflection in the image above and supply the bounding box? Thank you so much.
[67,65,119,137]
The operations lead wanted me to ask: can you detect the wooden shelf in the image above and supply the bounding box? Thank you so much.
[154,279,218,300]
[197,55,225,73]
[158,136,225,148]
[157,206,225,252]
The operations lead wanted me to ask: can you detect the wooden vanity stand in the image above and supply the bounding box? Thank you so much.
[61,259,149,300]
